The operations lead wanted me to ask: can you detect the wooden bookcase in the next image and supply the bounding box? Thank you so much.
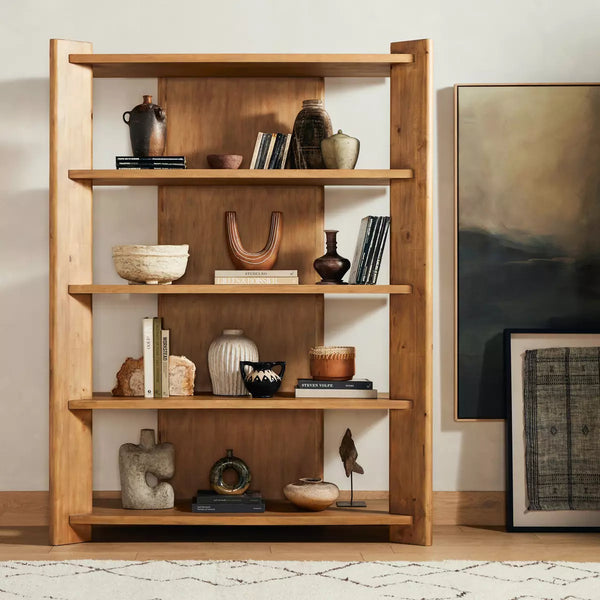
[49,39,432,546]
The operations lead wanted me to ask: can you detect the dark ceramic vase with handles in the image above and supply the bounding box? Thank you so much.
[123,95,166,157]
[240,361,286,398]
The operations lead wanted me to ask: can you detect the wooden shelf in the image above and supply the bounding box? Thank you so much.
[69,53,414,78]
[68,284,412,295]
[69,498,412,526]
[68,169,413,186]
[69,393,412,410]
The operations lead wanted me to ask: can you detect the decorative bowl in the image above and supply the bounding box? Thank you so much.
[112,244,189,285]
[283,477,339,511]
[207,154,243,169]
[309,346,355,381]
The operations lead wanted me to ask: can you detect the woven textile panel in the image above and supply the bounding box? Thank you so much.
[523,347,600,511]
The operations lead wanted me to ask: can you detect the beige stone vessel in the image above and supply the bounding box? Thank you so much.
[112,244,189,285]
[283,477,340,511]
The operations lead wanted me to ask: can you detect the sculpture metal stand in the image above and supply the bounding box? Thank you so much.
[336,428,366,508]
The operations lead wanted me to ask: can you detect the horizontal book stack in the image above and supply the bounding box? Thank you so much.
[116,156,186,169]
[294,378,377,398]
[349,216,391,284]
[214,270,298,285]
[142,317,170,398]
[192,490,265,513]
[249,133,292,169]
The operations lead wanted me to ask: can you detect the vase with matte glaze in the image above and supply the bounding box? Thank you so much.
[122,95,166,157]
[313,230,350,284]
[321,129,360,169]
[283,477,340,511]
[291,99,333,169]
[208,329,259,396]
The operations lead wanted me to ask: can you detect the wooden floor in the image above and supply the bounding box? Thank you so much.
[0,525,598,562]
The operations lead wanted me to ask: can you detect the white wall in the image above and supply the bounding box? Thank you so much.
[2,0,598,492]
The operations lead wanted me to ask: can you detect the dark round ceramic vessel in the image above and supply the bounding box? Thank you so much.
[209,449,251,495]
[240,361,286,398]
[314,230,350,284]
[123,95,166,157]
[291,99,333,169]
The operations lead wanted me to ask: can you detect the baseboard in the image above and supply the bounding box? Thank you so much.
[0,491,506,527]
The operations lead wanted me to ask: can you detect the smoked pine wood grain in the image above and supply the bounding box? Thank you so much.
[68,169,413,186]
[68,284,412,295]
[68,53,414,78]
[49,39,94,546]
[157,77,325,502]
[69,394,412,410]
[69,498,411,526]
[388,39,433,546]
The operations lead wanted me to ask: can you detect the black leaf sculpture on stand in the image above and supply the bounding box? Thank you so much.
[336,428,366,508]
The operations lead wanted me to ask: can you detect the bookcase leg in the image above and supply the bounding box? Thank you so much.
[49,39,94,545]
[388,39,433,547]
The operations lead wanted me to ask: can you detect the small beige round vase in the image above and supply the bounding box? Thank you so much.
[283,477,339,511]
[321,129,360,169]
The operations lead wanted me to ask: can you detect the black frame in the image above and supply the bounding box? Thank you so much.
[505,328,600,532]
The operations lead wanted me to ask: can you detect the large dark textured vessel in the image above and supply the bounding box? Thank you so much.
[122,95,166,157]
[291,99,332,168]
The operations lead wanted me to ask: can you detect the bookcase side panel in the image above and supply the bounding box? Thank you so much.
[388,39,433,545]
[49,39,93,545]
[157,77,324,499]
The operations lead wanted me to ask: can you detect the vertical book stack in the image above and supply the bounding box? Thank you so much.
[249,133,292,169]
[142,317,170,398]
[349,216,391,285]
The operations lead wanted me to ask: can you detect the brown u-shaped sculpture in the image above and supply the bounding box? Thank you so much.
[226,211,283,270]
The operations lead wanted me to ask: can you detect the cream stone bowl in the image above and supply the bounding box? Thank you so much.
[112,244,189,285]
[283,477,339,511]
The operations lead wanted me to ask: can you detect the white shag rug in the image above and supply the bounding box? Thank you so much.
[1,560,599,599]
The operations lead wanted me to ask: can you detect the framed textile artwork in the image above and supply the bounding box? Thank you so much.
[455,84,600,420]
[505,330,600,531]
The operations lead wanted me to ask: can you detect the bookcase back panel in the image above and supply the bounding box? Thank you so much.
[159,409,323,500]
[157,76,325,497]
[158,77,322,168]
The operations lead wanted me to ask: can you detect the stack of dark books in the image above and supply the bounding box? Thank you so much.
[192,490,265,513]
[349,216,391,284]
[294,378,377,399]
[116,156,186,169]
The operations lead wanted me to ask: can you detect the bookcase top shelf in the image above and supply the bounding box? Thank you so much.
[69,169,413,186]
[69,394,412,410]
[68,284,412,295]
[69,53,414,78]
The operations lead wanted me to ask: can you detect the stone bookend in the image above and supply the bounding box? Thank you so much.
[119,429,175,509]
[112,355,196,396]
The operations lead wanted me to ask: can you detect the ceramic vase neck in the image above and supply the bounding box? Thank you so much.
[325,230,339,254]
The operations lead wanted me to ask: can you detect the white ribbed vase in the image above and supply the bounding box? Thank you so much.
[208,329,259,396]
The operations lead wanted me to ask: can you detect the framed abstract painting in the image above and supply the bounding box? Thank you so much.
[455,84,600,420]
[505,329,600,531]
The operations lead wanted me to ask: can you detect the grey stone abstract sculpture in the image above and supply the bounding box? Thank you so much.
[119,429,175,509]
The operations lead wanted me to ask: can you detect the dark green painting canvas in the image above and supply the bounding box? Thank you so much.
[456,85,600,419]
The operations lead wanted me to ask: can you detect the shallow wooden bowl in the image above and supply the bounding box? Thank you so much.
[207,154,243,169]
